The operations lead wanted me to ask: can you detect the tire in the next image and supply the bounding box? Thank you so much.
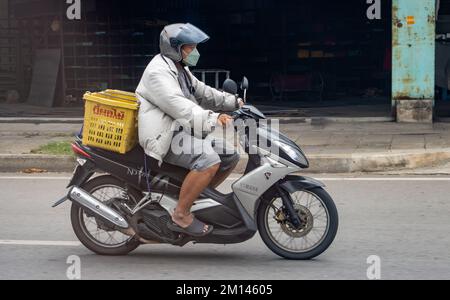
[70,175,141,256]
[257,187,338,260]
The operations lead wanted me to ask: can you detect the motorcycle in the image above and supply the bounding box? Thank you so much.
[53,77,338,260]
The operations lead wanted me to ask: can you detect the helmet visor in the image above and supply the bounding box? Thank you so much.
[177,23,210,46]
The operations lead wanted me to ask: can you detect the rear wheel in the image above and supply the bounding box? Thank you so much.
[257,187,338,260]
[70,175,141,256]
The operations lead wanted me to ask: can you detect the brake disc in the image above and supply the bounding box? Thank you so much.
[277,205,314,238]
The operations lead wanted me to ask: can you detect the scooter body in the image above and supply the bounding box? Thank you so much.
[54,78,338,260]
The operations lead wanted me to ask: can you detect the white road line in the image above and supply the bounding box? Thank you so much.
[313,178,450,181]
[226,177,450,181]
[1,176,450,182]
[0,240,81,247]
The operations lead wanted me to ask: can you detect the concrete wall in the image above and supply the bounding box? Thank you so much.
[392,0,436,123]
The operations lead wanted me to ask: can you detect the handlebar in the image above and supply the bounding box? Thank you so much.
[231,112,240,121]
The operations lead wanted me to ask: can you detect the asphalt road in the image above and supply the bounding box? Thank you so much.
[0,173,449,280]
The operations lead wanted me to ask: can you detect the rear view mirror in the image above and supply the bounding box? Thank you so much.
[241,77,249,90]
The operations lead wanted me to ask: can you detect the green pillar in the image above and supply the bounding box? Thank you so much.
[392,0,436,123]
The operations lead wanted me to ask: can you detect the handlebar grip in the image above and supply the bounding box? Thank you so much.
[231,112,240,120]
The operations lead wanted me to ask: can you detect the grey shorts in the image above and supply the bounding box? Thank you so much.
[164,131,240,172]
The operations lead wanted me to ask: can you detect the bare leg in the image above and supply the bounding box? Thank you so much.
[173,163,220,228]
[210,161,239,189]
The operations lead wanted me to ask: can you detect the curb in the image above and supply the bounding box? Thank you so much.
[276,116,394,124]
[306,150,450,173]
[2,149,450,174]
[0,118,84,124]
[0,154,76,173]
[233,149,450,174]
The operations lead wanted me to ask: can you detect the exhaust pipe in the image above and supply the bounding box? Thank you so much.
[68,186,129,229]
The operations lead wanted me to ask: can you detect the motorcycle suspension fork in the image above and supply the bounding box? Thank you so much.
[276,183,302,228]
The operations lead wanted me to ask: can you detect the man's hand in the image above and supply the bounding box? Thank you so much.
[238,98,245,108]
[217,114,233,127]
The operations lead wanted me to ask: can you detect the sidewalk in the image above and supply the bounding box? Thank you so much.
[1,121,450,173]
[276,121,450,173]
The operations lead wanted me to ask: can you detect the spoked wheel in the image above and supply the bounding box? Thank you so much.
[257,187,338,260]
[70,175,141,256]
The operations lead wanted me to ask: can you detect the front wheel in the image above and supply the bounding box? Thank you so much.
[257,187,338,260]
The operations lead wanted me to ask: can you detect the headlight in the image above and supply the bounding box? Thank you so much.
[273,140,309,167]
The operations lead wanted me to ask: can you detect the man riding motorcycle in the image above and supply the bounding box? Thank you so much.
[136,23,244,238]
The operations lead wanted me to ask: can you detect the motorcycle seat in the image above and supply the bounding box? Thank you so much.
[77,138,189,182]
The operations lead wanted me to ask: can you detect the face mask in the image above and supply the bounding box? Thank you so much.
[182,48,200,67]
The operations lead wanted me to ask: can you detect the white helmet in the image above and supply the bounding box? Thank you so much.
[159,23,210,62]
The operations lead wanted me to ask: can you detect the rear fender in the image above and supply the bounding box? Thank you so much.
[67,159,96,188]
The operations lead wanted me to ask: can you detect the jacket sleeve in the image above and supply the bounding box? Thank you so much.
[186,68,239,112]
[136,69,219,137]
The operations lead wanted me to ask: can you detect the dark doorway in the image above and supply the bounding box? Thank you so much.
[436,0,450,119]
[4,0,393,118]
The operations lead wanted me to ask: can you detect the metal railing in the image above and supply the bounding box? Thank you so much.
[192,69,230,89]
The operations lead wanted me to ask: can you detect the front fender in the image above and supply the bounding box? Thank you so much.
[256,175,325,216]
[279,175,325,193]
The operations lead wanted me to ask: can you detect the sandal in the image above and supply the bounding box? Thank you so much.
[167,214,214,237]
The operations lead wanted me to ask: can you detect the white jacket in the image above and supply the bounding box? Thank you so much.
[136,54,238,163]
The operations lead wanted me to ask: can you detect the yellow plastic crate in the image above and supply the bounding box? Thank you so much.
[82,90,139,154]
[103,89,137,99]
